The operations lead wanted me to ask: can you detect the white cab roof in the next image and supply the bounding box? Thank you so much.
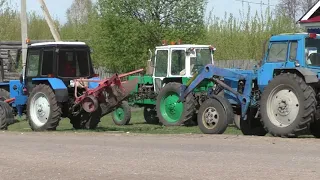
[30,41,86,46]
[156,44,212,49]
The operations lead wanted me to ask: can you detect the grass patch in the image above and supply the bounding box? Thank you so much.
[8,109,242,135]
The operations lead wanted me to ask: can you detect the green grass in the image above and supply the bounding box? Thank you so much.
[8,109,242,135]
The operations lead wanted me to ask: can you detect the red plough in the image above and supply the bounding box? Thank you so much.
[73,69,143,114]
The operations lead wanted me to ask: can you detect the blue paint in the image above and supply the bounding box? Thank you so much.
[32,78,67,90]
[88,77,100,89]
[180,64,254,119]
[180,33,320,121]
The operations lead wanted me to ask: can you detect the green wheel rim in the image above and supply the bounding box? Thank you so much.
[114,107,125,122]
[160,92,183,123]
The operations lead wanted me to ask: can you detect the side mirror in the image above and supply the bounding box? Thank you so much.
[90,48,94,53]
[19,73,23,83]
[148,49,154,67]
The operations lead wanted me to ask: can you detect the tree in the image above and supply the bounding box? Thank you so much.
[300,0,318,14]
[95,0,207,72]
[276,0,301,21]
[66,0,93,25]
[60,0,97,41]
[276,0,319,21]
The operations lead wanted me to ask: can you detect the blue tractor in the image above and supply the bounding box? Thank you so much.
[180,33,320,138]
[0,41,139,131]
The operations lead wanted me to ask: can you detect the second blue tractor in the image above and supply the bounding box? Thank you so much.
[180,33,320,138]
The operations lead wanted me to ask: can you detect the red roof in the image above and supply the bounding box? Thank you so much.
[300,15,320,23]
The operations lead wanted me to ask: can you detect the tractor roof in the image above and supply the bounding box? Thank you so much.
[270,33,319,41]
[156,44,212,49]
[30,41,87,47]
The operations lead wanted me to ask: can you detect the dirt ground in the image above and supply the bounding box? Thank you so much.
[0,132,320,180]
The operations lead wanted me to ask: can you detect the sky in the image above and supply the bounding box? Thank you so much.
[9,0,280,24]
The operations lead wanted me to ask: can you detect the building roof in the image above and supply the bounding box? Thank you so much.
[299,1,320,23]
[30,41,86,46]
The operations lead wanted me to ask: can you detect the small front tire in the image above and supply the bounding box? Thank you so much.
[143,105,159,124]
[197,98,228,134]
[112,101,131,126]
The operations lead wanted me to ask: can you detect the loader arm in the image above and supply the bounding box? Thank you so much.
[179,64,254,119]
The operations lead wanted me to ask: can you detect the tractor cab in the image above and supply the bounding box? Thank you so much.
[258,33,320,90]
[24,42,96,89]
[148,43,215,92]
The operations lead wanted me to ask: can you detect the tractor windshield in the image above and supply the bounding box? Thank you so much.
[190,48,212,74]
[305,39,320,67]
[58,49,91,77]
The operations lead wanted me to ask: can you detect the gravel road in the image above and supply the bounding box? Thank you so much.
[0,132,320,180]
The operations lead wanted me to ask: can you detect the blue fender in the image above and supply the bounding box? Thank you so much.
[32,78,68,102]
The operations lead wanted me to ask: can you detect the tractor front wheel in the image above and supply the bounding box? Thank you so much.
[27,84,62,131]
[112,101,131,126]
[260,73,316,137]
[143,105,159,124]
[197,97,229,134]
[70,106,102,130]
[156,82,196,126]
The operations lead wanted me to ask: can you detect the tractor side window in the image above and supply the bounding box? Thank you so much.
[58,51,76,77]
[41,50,54,75]
[27,50,40,77]
[289,41,298,61]
[76,51,90,77]
[171,50,185,75]
[155,50,168,77]
[267,42,288,62]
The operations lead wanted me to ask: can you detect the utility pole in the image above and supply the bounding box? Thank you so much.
[37,0,61,41]
[20,0,28,82]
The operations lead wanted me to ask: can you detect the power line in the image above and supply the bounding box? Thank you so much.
[234,0,276,7]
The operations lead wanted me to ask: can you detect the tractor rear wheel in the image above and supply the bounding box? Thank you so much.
[0,101,14,130]
[260,73,316,137]
[143,105,159,124]
[0,88,10,101]
[0,88,15,125]
[197,97,229,134]
[112,101,131,126]
[156,82,196,126]
[27,84,62,131]
[240,108,267,136]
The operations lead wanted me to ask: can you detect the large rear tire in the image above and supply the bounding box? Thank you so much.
[260,73,316,137]
[112,101,131,126]
[143,105,159,124]
[0,88,10,101]
[197,98,229,134]
[156,82,196,126]
[27,84,62,131]
[0,101,14,130]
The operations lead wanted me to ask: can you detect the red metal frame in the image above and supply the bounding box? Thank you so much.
[73,68,144,105]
